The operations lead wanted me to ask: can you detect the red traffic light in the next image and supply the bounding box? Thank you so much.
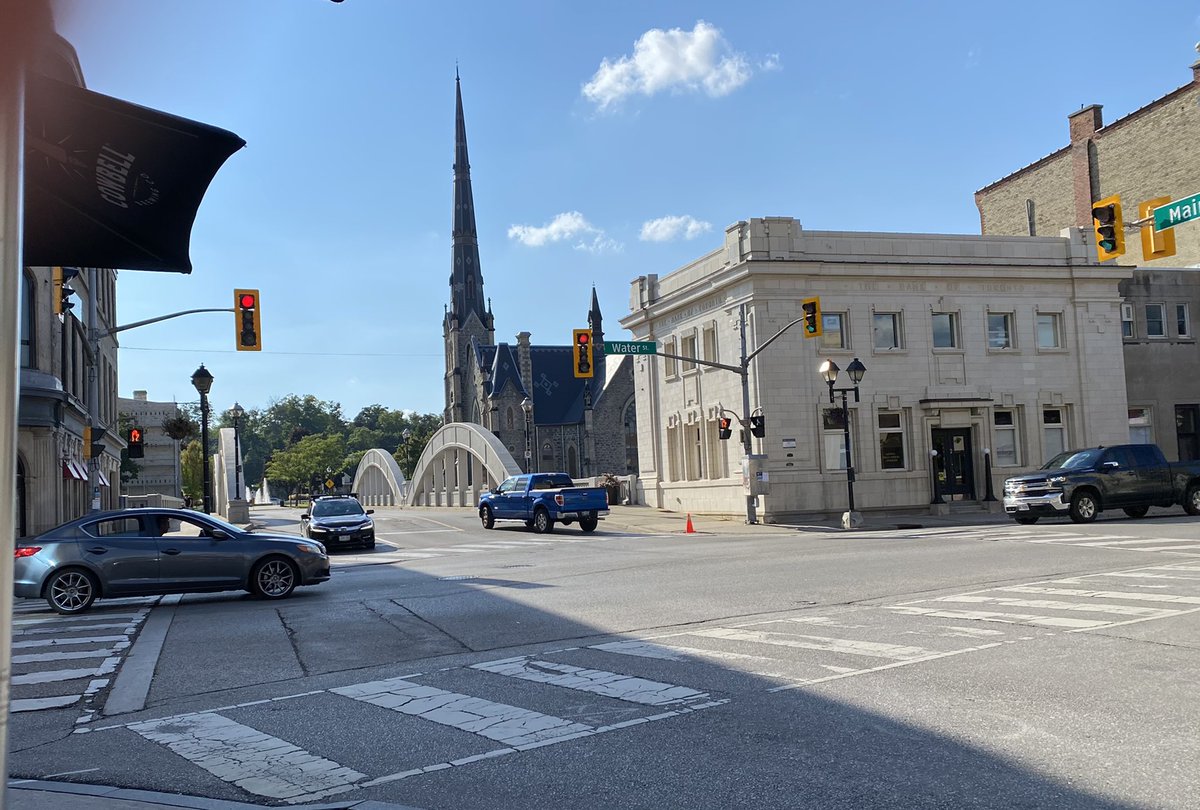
[239,294,256,309]
[130,428,142,443]
[577,332,589,344]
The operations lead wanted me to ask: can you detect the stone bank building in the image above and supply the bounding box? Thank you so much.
[621,217,1130,521]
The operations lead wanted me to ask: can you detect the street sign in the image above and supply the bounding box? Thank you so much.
[325,478,335,490]
[1153,193,1200,232]
[603,341,656,355]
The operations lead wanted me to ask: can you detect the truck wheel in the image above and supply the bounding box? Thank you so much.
[1122,505,1149,519]
[1069,491,1099,524]
[579,515,599,533]
[1185,485,1200,516]
[1013,515,1039,525]
[480,505,495,530]
[532,507,554,534]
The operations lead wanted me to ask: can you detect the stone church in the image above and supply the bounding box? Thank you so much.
[441,77,637,479]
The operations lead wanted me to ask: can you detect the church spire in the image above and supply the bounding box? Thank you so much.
[450,73,487,324]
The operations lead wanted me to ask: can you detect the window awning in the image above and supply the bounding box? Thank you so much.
[62,460,87,481]
[97,470,110,487]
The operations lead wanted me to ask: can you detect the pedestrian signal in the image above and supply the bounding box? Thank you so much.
[749,415,765,438]
[801,297,822,337]
[128,426,145,459]
[718,416,733,440]
[1091,195,1125,261]
[235,288,262,351]
[573,329,593,379]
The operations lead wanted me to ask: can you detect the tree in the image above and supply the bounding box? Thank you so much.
[265,433,347,498]
[180,439,204,504]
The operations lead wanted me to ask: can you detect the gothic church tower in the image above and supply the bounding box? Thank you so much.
[443,74,494,423]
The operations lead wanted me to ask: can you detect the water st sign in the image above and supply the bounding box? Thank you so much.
[603,341,656,355]
[1153,193,1200,232]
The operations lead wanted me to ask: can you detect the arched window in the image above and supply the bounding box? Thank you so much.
[567,445,578,478]
[19,270,34,368]
[623,398,638,473]
[506,407,515,430]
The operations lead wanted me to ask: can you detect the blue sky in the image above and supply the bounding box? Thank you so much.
[55,1,1200,419]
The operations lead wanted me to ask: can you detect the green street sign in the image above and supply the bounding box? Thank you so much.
[1153,193,1200,232]
[603,341,657,355]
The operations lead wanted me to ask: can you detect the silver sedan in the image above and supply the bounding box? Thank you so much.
[14,508,330,614]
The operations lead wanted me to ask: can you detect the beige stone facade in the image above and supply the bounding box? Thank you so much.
[621,218,1132,521]
[976,62,1200,268]
[117,391,183,499]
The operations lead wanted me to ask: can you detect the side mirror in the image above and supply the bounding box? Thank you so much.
[366,509,374,515]
[301,513,310,519]
[211,529,230,540]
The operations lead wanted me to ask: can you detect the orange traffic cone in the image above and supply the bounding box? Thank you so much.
[685,513,695,533]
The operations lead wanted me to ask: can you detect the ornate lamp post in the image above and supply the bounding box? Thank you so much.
[230,402,244,501]
[819,357,867,529]
[521,397,533,473]
[190,364,214,514]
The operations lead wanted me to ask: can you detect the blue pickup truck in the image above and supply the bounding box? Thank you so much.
[478,473,609,534]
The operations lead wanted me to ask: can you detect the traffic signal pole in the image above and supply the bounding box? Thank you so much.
[649,303,815,525]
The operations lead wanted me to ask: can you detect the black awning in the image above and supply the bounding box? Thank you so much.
[23,72,245,274]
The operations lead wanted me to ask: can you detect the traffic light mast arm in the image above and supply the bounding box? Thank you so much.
[100,307,235,338]
[652,350,744,375]
[745,315,810,364]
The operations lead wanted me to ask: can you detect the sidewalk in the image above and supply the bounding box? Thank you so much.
[7,780,418,810]
[599,503,1011,535]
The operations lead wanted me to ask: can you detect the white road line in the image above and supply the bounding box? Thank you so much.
[591,640,803,680]
[12,612,141,626]
[998,585,1200,604]
[11,635,127,649]
[1027,534,1134,544]
[769,641,1005,692]
[1132,544,1200,552]
[13,646,126,664]
[332,677,593,747]
[887,605,1109,629]
[375,529,461,536]
[1073,537,1200,547]
[13,656,119,685]
[14,621,139,636]
[472,658,707,706]
[1084,571,1200,581]
[130,712,366,802]
[11,695,82,712]
[690,627,932,660]
[933,594,1176,618]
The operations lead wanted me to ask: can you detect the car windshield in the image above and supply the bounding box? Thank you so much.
[312,500,365,517]
[1041,449,1102,470]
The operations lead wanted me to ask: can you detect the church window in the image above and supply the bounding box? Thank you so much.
[541,441,553,462]
[623,399,638,474]
[506,407,515,430]
[567,446,578,478]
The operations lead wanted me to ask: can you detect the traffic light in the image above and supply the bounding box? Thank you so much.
[801,297,822,338]
[573,328,593,378]
[718,416,733,440]
[749,414,765,438]
[1091,195,1125,261]
[53,266,79,315]
[1140,196,1176,261]
[128,426,145,459]
[235,288,262,351]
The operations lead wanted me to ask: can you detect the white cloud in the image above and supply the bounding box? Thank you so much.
[583,21,753,111]
[508,211,622,253]
[639,215,713,242]
[759,53,782,72]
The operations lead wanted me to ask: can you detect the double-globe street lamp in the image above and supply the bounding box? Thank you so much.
[230,402,244,502]
[190,364,214,514]
[819,357,867,529]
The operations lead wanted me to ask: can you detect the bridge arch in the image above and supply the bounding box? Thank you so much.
[407,423,522,507]
[352,448,408,506]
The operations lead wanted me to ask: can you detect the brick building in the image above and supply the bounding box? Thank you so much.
[975,61,1200,268]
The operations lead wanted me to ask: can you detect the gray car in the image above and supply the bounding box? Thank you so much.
[14,508,330,615]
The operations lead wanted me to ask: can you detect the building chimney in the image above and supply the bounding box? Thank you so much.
[134,390,148,401]
[1192,60,1200,84]
[1068,104,1103,226]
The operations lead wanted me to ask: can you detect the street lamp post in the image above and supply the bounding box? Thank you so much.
[190,364,214,514]
[819,357,866,529]
[521,397,533,473]
[231,402,244,501]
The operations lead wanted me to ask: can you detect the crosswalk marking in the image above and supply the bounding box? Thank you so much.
[932,594,1173,618]
[12,646,126,664]
[592,639,828,680]
[887,605,1110,629]
[12,694,85,712]
[12,634,128,649]
[472,658,707,706]
[998,585,1200,605]
[332,676,594,747]
[12,657,119,685]
[130,712,366,802]
[690,627,931,660]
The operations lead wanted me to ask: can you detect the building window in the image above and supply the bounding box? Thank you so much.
[567,445,578,479]
[1128,408,1152,444]
[1121,304,1135,339]
[820,313,846,350]
[931,312,958,349]
[702,324,718,366]
[1026,198,1036,236]
[685,423,703,480]
[1146,304,1165,338]
[541,441,553,462]
[987,312,1014,349]
[20,270,34,369]
[822,407,851,470]
[994,409,1019,466]
[1042,408,1066,463]
[1177,304,1191,338]
[872,313,901,350]
[1036,313,1062,349]
[506,408,515,431]
[681,334,697,372]
[705,418,725,479]
[1176,405,1199,461]
[877,412,906,470]
[623,399,638,474]
[664,338,678,378]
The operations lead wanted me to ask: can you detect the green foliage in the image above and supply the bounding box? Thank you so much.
[265,433,347,497]
[180,439,204,503]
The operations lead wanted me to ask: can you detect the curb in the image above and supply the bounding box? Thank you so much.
[7,779,422,809]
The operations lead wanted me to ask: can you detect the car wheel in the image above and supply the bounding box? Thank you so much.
[579,515,599,533]
[480,505,495,530]
[251,557,298,600]
[1122,505,1150,519]
[365,538,376,550]
[1185,484,1200,516]
[532,507,554,534]
[1013,515,1039,525]
[1069,491,1099,524]
[524,520,535,529]
[46,568,98,615]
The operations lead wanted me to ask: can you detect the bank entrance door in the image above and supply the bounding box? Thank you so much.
[932,428,975,499]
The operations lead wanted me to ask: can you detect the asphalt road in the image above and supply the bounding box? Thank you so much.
[9,507,1200,808]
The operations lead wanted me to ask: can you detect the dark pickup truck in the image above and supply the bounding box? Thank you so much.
[478,472,609,534]
[1002,443,1200,524]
